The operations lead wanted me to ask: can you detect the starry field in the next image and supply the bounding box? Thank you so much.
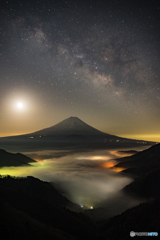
[0,0,160,142]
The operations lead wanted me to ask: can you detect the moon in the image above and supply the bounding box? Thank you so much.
[11,99,28,112]
[17,102,24,109]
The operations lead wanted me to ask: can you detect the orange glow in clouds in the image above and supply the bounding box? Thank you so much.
[101,161,117,168]
[101,161,126,172]
[112,167,126,172]
[34,159,43,162]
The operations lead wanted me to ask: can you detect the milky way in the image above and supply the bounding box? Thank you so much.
[0,1,160,141]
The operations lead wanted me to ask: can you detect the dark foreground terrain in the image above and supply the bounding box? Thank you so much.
[100,199,160,240]
[0,149,36,167]
[115,143,160,199]
[0,176,97,240]
[0,174,160,240]
[0,143,160,239]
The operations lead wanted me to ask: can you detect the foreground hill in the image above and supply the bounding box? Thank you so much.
[0,175,80,210]
[114,144,160,199]
[0,175,159,239]
[100,199,160,240]
[0,199,70,240]
[115,143,160,177]
[123,168,160,199]
[0,149,36,167]
[0,176,96,240]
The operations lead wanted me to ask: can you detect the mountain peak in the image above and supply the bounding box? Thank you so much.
[29,116,105,136]
[69,116,79,119]
[53,116,92,130]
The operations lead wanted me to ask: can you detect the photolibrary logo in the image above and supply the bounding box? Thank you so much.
[130,231,158,237]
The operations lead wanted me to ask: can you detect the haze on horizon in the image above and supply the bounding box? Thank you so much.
[0,1,160,142]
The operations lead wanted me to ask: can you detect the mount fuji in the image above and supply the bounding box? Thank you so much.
[27,116,113,138]
[21,116,155,146]
[0,117,155,151]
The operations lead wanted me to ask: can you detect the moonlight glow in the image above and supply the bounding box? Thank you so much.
[17,102,24,109]
[13,101,27,112]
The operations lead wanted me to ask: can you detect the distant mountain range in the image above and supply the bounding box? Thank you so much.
[0,117,155,151]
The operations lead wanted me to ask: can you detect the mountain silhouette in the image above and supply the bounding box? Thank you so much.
[25,116,113,137]
[0,149,36,167]
[0,117,155,151]
[114,143,160,199]
[101,199,160,240]
[0,175,80,211]
[0,199,68,240]
[0,176,96,240]
[115,143,160,177]
[24,116,155,144]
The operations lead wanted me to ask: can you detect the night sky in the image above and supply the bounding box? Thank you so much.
[0,0,160,141]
